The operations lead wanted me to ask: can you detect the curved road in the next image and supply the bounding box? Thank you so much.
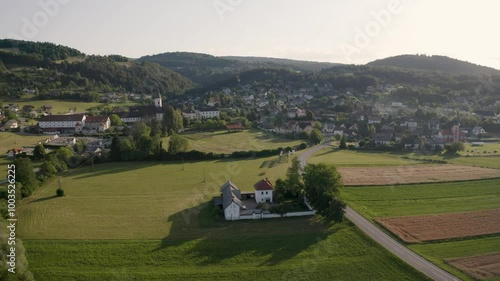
[298,142,461,281]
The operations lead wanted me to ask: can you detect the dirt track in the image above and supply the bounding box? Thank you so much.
[376,209,500,243]
[339,164,500,186]
[447,252,500,280]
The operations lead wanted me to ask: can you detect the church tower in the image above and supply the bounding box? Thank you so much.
[154,93,162,108]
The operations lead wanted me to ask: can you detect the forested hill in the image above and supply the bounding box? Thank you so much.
[139,52,342,85]
[223,56,340,72]
[138,52,257,85]
[368,54,500,75]
[0,39,195,99]
[0,39,84,60]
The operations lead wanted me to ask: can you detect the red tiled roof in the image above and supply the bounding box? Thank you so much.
[86,115,109,123]
[254,179,273,191]
[226,124,244,130]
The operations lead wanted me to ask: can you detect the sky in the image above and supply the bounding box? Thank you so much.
[1,0,499,69]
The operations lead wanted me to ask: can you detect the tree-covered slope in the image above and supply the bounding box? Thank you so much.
[368,54,499,75]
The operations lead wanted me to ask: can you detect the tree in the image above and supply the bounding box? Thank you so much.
[56,188,65,197]
[339,136,347,149]
[445,142,465,154]
[313,121,322,130]
[163,106,183,136]
[14,158,38,197]
[303,163,345,223]
[168,135,190,154]
[56,147,74,163]
[109,114,122,126]
[334,134,342,141]
[110,135,122,161]
[33,143,46,160]
[309,129,324,145]
[131,121,151,140]
[369,124,376,136]
[285,157,304,198]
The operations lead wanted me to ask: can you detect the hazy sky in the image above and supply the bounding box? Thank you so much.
[1,0,499,69]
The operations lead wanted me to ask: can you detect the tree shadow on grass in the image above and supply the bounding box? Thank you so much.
[27,195,58,204]
[154,201,333,266]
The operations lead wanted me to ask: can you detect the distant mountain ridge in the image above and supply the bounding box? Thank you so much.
[368,54,499,75]
[221,56,340,71]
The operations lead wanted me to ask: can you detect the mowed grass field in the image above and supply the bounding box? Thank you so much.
[23,223,429,281]
[341,179,500,281]
[166,129,304,154]
[18,155,296,239]
[309,148,420,166]
[5,95,139,114]
[17,156,430,280]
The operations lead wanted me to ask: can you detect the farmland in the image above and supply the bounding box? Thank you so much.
[16,155,430,280]
[167,129,304,154]
[309,148,419,166]
[342,178,500,280]
[446,252,500,280]
[376,209,500,243]
[339,164,500,186]
[341,178,500,218]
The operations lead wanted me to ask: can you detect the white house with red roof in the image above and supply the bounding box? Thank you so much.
[254,179,274,203]
[216,179,315,221]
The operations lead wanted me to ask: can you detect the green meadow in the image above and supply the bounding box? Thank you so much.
[17,155,429,280]
[166,129,304,154]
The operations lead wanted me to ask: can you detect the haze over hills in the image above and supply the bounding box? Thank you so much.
[368,54,500,76]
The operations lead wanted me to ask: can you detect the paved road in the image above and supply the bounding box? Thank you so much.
[298,142,461,281]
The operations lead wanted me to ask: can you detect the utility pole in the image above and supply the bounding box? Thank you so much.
[58,175,61,189]
[181,156,184,170]
[92,156,95,173]
[203,168,206,182]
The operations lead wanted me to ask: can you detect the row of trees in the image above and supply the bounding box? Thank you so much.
[273,158,345,223]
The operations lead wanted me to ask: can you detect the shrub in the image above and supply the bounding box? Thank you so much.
[56,188,65,197]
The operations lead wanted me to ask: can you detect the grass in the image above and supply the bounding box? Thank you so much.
[0,132,47,176]
[3,95,138,115]
[309,148,420,166]
[17,156,430,280]
[17,155,298,239]
[165,129,304,154]
[341,178,500,219]
[24,222,430,281]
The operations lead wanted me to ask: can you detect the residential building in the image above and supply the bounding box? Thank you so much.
[38,114,86,134]
[254,179,274,203]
